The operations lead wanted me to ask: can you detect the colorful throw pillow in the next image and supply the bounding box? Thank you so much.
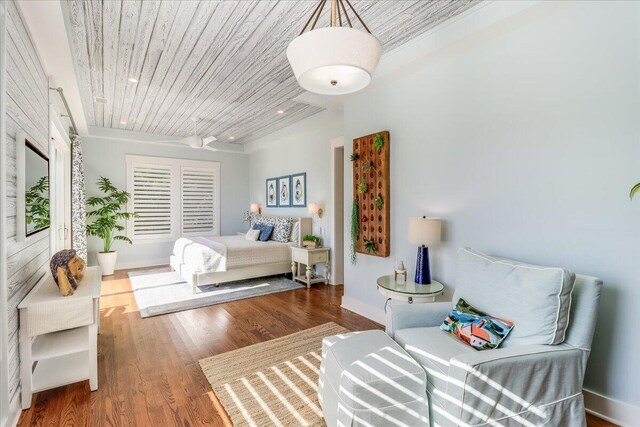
[252,224,273,241]
[440,298,514,351]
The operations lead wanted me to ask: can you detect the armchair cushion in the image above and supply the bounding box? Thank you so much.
[394,327,475,391]
[454,248,575,347]
[385,301,452,338]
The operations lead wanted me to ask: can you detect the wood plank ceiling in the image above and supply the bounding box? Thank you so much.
[64,0,478,144]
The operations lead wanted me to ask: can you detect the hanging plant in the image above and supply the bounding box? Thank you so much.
[631,183,640,200]
[373,133,384,152]
[350,152,360,162]
[350,198,359,265]
[374,195,384,210]
[357,182,368,194]
[363,239,377,254]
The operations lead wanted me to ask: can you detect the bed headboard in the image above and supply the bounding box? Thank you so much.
[256,215,312,246]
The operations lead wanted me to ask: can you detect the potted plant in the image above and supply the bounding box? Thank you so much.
[302,234,322,248]
[86,177,136,275]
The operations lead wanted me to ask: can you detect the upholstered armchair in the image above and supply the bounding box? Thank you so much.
[386,248,602,427]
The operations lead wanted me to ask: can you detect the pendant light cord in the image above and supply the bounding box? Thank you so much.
[299,0,372,35]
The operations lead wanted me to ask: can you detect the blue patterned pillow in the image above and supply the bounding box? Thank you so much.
[271,217,292,243]
[252,224,273,241]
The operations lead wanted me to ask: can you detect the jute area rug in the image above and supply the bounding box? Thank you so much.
[199,322,349,427]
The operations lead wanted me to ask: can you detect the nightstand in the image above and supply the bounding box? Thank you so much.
[290,246,330,288]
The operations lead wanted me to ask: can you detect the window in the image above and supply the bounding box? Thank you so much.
[126,156,220,241]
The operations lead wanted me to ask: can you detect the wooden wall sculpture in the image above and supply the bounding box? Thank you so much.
[352,131,390,258]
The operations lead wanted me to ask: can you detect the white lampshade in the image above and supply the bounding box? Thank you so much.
[287,27,382,96]
[250,203,260,213]
[408,217,441,246]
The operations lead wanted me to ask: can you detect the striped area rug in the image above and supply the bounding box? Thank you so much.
[199,322,349,427]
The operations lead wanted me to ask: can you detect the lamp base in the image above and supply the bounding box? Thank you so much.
[415,246,432,285]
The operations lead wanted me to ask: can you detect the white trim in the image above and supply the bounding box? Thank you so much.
[330,136,344,148]
[113,258,168,271]
[584,389,640,427]
[0,2,9,425]
[340,295,385,325]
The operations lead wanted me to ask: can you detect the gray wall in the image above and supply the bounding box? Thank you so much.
[3,0,50,415]
[246,110,344,279]
[342,0,639,408]
[82,136,250,268]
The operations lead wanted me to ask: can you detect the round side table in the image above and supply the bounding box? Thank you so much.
[377,275,445,312]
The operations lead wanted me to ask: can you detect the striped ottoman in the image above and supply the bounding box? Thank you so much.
[318,330,430,427]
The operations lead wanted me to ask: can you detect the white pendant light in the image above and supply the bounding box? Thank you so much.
[287,0,382,96]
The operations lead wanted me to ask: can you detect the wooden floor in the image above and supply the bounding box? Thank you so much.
[17,267,616,426]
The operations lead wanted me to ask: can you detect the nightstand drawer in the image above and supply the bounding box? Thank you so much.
[310,251,328,264]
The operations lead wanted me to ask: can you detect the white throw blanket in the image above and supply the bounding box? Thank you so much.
[173,236,228,273]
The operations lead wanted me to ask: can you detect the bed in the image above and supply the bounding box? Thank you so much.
[169,216,312,293]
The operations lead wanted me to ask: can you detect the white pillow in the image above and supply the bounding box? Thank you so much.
[454,248,575,347]
[245,229,260,241]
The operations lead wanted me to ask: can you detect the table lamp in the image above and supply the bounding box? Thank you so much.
[250,203,261,215]
[408,216,441,284]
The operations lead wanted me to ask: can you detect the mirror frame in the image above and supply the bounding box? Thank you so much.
[16,131,50,242]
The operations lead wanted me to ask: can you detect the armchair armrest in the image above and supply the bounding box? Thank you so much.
[443,344,586,425]
[385,301,451,338]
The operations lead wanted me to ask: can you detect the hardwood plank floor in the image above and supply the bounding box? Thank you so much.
[17,267,617,426]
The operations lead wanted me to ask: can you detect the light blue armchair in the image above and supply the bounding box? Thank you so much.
[386,248,602,426]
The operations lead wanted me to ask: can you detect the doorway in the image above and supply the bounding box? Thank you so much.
[331,137,344,285]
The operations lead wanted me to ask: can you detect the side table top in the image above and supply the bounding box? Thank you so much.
[377,275,444,296]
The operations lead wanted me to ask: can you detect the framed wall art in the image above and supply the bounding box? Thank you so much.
[277,175,291,207]
[266,178,278,207]
[291,172,306,207]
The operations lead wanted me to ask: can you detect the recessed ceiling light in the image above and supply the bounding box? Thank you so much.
[229,136,235,140]
[128,78,138,83]
[277,110,284,114]
[120,121,127,125]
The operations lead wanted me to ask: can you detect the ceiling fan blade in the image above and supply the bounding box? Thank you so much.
[202,136,217,145]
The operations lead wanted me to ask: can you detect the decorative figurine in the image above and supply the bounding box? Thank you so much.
[50,249,86,297]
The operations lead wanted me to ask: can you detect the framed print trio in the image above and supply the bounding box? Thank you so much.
[265,172,307,208]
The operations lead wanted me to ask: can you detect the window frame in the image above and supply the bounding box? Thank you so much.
[125,155,221,243]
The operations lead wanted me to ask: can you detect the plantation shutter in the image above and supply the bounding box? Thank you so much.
[130,164,174,239]
[180,166,218,236]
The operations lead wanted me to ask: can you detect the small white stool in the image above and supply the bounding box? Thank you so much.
[318,330,430,427]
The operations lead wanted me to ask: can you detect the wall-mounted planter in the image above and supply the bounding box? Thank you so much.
[352,131,390,258]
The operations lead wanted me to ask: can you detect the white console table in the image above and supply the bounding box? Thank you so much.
[18,266,101,409]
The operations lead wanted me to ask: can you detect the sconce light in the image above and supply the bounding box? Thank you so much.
[250,203,262,215]
[308,203,323,219]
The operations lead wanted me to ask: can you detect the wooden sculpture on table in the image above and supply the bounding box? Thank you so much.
[50,249,86,297]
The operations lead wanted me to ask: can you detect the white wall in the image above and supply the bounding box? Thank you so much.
[247,110,344,280]
[83,137,250,269]
[342,0,640,416]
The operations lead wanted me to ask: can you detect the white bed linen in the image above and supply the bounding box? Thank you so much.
[173,235,294,273]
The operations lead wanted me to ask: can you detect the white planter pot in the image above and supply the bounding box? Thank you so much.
[96,251,118,276]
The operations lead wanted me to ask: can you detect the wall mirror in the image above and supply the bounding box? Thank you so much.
[16,131,50,241]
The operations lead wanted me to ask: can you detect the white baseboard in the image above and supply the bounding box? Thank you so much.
[341,295,386,325]
[584,389,639,427]
[113,258,168,271]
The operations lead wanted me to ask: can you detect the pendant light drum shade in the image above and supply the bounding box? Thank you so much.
[287,27,382,95]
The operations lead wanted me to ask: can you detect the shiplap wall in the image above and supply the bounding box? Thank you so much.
[4,0,50,412]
